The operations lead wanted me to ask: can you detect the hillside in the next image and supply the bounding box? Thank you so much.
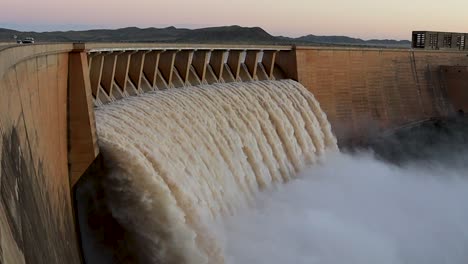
[294,34,410,47]
[0,26,411,47]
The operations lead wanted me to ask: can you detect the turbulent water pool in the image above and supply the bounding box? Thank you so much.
[77,80,468,264]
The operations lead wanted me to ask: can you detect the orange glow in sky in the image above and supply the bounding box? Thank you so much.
[1,0,467,40]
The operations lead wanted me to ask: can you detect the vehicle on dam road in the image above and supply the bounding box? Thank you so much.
[17,37,35,44]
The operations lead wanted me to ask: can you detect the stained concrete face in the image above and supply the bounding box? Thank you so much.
[441,66,468,113]
[1,127,77,263]
[68,52,100,186]
[0,45,82,264]
[295,47,468,143]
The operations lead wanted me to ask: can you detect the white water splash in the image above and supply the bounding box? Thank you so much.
[221,152,468,264]
[95,80,337,263]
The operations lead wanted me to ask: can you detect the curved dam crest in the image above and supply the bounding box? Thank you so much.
[90,80,337,263]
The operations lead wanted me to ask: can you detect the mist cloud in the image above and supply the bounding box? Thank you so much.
[219,151,468,264]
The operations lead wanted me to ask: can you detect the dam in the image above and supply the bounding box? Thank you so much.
[0,42,468,263]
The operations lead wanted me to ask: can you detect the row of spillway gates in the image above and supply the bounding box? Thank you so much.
[86,46,295,106]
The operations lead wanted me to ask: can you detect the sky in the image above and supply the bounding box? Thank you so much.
[1,0,467,40]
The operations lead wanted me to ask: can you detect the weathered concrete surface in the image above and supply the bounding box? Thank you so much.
[0,43,15,49]
[0,44,82,264]
[68,51,100,187]
[296,47,468,143]
[441,66,468,113]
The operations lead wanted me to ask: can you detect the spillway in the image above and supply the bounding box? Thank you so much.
[92,79,337,263]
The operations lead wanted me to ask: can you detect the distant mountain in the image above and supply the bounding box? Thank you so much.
[295,34,410,47]
[177,26,277,43]
[0,26,411,48]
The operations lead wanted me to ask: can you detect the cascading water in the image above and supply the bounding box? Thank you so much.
[94,79,338,263]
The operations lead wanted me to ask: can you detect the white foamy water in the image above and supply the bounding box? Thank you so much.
[95,80,337,263]
[220,152,468,264]
[95,79,468,264]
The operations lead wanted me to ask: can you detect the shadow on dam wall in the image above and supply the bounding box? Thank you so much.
[1,127,80,263]
[73,155,143,264]
[345,114,468,166]
[0,43,467,263]
[0,44,82,263]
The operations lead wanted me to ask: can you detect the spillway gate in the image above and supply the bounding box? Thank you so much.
[85,45,296,105]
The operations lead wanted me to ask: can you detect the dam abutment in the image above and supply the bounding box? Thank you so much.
[0,44,82,263]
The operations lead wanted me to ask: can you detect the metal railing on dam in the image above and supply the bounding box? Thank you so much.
[0,42,467,264]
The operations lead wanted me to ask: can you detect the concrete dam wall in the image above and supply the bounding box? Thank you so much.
[0,44,82,263]
[0,43,467,263]
[295,47,468,142]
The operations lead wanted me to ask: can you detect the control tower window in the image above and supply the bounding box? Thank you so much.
[458,35,466,50]
[429,34,438,49]
[443,34,452,47]
[414,33,425,48]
